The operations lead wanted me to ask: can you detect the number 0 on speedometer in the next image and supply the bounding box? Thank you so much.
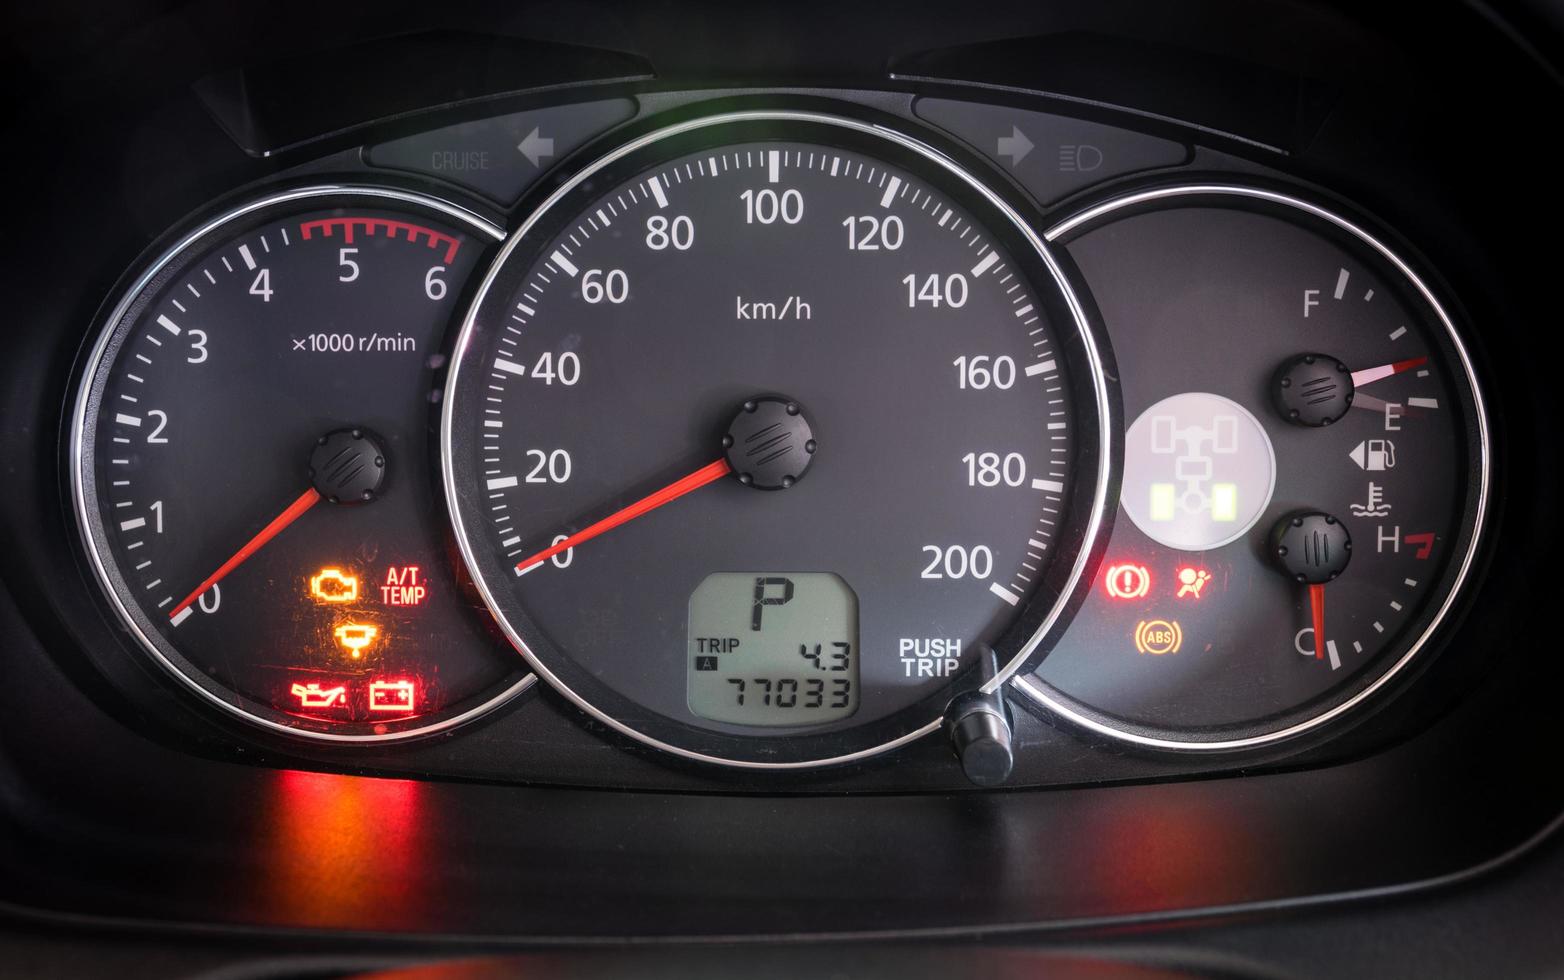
[442,110,1111,766]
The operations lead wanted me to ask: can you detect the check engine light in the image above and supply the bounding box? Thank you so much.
[310,568,359,603]
[1104,563,1152,600]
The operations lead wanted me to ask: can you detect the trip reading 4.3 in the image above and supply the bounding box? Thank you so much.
[688,572,859,726]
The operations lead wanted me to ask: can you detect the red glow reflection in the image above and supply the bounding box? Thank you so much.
[257,769,430,928]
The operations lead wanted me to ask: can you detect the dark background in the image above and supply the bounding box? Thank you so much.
[3,1,1562,975]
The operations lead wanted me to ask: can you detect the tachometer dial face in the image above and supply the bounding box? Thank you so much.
[443,111,1110,766]
[1016,185,1488,748]
[73,187,532,740]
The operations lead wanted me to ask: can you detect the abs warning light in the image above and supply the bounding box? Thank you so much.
[381,565,428,606]
[1134,619,1183,656]
[368,679,417,713]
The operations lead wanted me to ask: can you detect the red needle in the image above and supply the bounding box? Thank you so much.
[168,487,321,619]
[1351,356,1428,388]
[515,458,732,574]
[1308,583,1327,660]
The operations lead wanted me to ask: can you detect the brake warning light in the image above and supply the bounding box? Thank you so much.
[1104,563,1152,600]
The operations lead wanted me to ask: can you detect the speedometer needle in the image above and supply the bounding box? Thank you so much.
[1351,356,1427,388]
[168,487,321,620]
[515,459,732,575]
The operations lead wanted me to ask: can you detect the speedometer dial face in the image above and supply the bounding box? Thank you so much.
[73,187,532,740]
[1016,185,1488,748]
[444,112,1110,766]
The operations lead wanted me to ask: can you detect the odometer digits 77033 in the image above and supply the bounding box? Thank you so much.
[443,111,1111,767]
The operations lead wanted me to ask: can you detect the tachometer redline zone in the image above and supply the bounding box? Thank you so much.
[442,112,1110,766]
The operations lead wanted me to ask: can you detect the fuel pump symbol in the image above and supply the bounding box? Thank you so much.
[1348,439,1396,471]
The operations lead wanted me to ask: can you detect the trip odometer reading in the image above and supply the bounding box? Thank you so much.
[687,572,860,726]
[443,111,1110,766]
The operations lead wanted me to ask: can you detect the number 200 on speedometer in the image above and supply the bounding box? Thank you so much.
[442,111,1111,767]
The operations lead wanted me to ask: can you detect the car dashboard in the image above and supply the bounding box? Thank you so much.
[2,2,1562,976]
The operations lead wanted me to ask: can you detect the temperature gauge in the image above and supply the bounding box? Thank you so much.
[1018,184,1488,748]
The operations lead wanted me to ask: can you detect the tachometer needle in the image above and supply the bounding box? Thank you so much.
[515,458,732,575]
[168,487,321,620]
[1350,356,1427,388]
[1308,583,1327,660]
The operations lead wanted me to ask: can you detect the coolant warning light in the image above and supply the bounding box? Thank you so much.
[368,679,417,713]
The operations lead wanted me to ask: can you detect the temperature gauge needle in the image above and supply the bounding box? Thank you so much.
[1351,356,1427,388]
[516,459,732,575]
[168,487,321,620]
[1309,583,1327,660]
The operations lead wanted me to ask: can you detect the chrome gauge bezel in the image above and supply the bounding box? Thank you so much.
[70,184,537,743]
[440,110,1116,768]
[1013,182,1491,752]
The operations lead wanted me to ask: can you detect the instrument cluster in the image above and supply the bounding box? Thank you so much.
[59,88,1490,785]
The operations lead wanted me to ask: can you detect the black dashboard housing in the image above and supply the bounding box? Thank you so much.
[2,1,1561,975]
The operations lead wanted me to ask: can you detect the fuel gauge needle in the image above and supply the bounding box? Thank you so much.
[168,487,321,622]
[515,459,732,575]
[1351,356,1427,388]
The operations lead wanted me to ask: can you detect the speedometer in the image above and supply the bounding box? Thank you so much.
[442,110,1111,766]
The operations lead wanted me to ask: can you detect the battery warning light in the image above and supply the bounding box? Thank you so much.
[368,679,417,713]
[333,622,379,659]
[1175,566,1212,599]
[310,568,359,603]
[1104,563,1152,599]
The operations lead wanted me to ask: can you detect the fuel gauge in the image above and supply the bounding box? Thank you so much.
[1016,184,1489,749]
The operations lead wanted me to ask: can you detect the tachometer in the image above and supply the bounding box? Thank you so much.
[442,110,1111,766]
[72,186,533,740]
